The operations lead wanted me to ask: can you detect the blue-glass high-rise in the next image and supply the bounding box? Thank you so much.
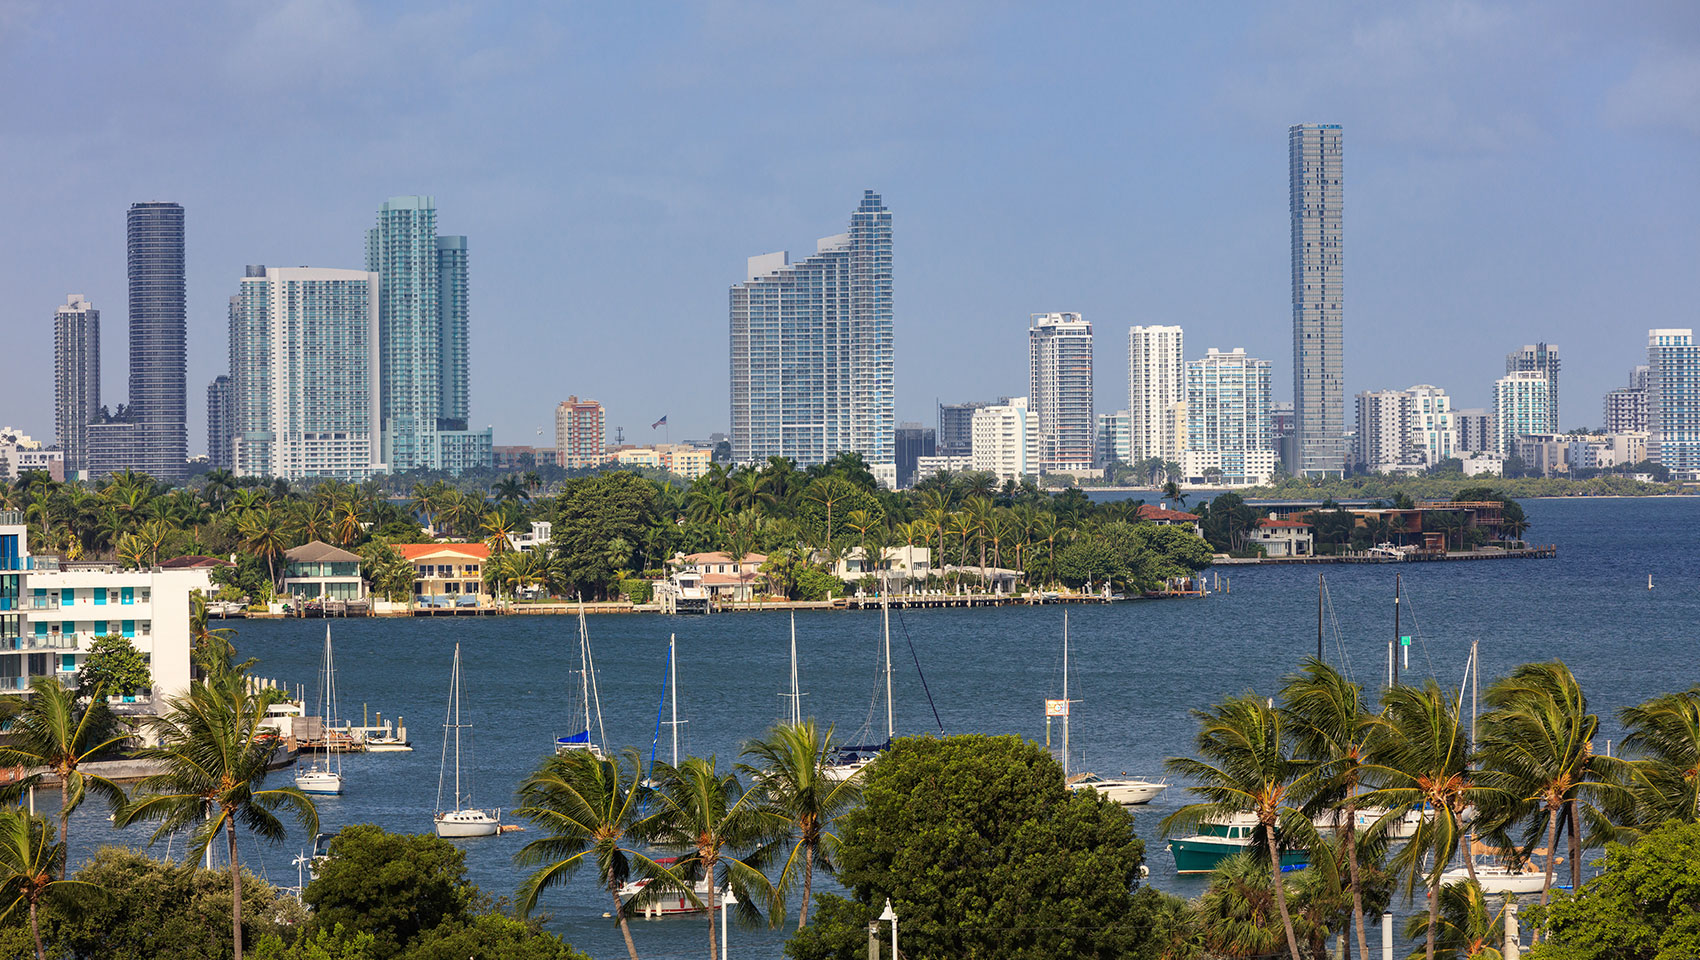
[120,202,189,480]
[729,191,893,468]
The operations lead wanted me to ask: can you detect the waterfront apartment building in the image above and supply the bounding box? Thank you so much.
[1128,325,1185,464]
[52,295,99,477]
[914,454,972,484]
[894,423,935,489]
[1506,343,1561,433]
[729,191,894,470]
[1647,329,1700,477]
[1290,124,1346,477]
[89,203,189,480]
[1355,385,1456,473]
[366,196,491,474]
[206,375,233,471]
[1184,348,1275,486]
[1604,366,1650,434]
[971,397,1037,484]
[1028,313,1095,473]
[1097,410,1130,467]
[1454,409,1491,454]
[938,401,991,457]
[1491,371,1552,458]
[554,397,606,469]
[227,267,383,481]
[0,511,208,706]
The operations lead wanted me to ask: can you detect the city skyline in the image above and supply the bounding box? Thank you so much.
[2,4,1694,453]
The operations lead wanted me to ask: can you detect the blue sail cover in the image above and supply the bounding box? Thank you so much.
[556,731,591,746]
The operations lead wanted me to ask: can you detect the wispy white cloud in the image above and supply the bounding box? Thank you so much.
[1605,43,1700,135]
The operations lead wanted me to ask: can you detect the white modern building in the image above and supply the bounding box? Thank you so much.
[1491,371,1552,458]
[1354,385,1456,473]
[1454,409,1491,454]
[914,454,973,483]
[971,397,1038,484]
[1506,343,1561,433]
[228,266,385,480]
[1184,348,1275,486]
[1128,325,1185,464]
[1604,366,1649,435]
[0,512,208,707]
[1028,313,1095,473]
[1097,410,1131,467]
[1648,329,1700,478]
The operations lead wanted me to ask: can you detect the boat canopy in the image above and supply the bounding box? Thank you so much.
[834,739,891,758]
[556,731,591,746]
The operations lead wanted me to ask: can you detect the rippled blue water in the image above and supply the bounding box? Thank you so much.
[54,496,1700,959]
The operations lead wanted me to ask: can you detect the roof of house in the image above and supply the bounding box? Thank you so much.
[396,542,491,561]
[158,554,235,569]
[700,572,759,586]
[680,552,767,566]
[285,540,362,564]
[1256,518,1312,529]
[1137,504,1200,523]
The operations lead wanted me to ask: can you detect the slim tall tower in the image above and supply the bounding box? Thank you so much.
[1128,325,1184,464]
[1028,313,1094,472]
[729,191,893,469]
[1289,124,1345,477]
[1505,343,1560,432]
[53,295,100,475]
[206,375,232,471]
[127,201,188,480]
[436,235,470,431]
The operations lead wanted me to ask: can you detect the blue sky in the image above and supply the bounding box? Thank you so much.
[1,1,1696,451]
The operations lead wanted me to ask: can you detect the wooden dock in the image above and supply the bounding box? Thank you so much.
[1215,545,1557,566]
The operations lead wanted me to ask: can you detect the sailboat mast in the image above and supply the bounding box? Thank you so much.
[1062,610,1070,779]
[1391,574,1402,688]
[669,633,678,767]
[1316,573,1324,663]
[789,614,801,726]
[453,645,462,809]
[579,609,592,738]
[883,587,893,740]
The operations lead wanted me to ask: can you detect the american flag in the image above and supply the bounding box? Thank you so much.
[651,415,668,429]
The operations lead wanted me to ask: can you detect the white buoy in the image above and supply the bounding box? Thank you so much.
[1649,573,1654,590]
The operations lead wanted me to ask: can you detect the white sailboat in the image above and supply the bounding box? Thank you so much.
[823,588,894,782]
[555,605,607,758]
[779,613,804,727]
[295,624,344,796]
[1059,610,1167,806]
[434,642,500,838]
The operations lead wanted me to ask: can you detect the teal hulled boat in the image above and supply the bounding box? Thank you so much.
[1167,814,1310,874]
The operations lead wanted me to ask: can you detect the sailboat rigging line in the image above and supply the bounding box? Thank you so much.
[1399,579,1440,682]
[648,644,668,781]
[892,604,944,735]
[1320,576,1354,683]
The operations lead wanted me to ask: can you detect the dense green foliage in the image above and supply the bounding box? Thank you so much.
[76,633,152,696]
[1524,821,1700,960]
[302,825,476,959]
[786,734,1159,960]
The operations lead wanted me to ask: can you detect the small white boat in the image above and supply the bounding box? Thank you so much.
[295,769,344,796]
[556,606,608,759]
[822,751,878,782]
[618,859,726,918]
[296,625,345,796]
[1441,863,1548,896]
[433,642,500,838]
[1068,773,1167,806]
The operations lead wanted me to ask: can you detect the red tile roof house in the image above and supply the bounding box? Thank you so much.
[1136,504,1203,538]
[1248,518,1314,558]
[396,543,491,607]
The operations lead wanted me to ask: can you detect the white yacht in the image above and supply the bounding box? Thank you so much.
[1066,773,1167,806]
[295,625,344,796]
[433,643,500,838]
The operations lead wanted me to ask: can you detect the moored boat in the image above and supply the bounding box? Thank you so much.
[1067,772,1167,806]
[1168,813,1310,874]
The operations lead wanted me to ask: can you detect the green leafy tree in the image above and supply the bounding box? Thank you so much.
[1523,820,1700,960]
[302,825,475,960]
[550,473,661,599]
[360,540,416,603]
[76,634,151,698]
[0,676,129,879]
[0,810,87,960]
[785,734,1155,960]
[739,721,862,929]
[404,913,588,960]
[1610,686,1700,835]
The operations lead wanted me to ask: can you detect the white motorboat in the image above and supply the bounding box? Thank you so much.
[1067,773,1167,806]
[433,642,500,838]
[618,858,726,918]
[1441,863,1548,896]
[296,625,345,796]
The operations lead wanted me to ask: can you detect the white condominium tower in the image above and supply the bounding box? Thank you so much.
[227,266,383,480]
[1128,325,1184,463]
[1185,348,1275,486]
[1647,329,1700,477]
[1354,385,1456,473]
[1505,343,1560,433]
[1491,371,1551,458]
[970,397,1037,484]
[729,191,893,470]
[1290,123,1345,477]
[53,295,100,476]
[1028,313,1094,472]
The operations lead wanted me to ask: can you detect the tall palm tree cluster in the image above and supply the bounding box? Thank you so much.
[1162,659,1700,960]
[0,653,317,960]
[512,720,861,960]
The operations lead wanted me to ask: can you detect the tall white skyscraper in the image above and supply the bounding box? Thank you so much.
[228,266,383,480]
[1505,343,1561,433]
[1028,312,1094,472]
[1290,123,1345,477]
[1648,329,1700,476]
[971,397,1037,484]
[730,191,893,468]
[1491,371,1552,457]
[1128,325,1184,464]
[1184,348,1275,486]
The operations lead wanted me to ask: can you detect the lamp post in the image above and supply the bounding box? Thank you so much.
[721,885,739,959]
[879,898,898,958]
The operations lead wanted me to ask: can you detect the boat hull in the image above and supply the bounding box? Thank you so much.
[1069,779,1166,805]
[295,771,343,795]
[434,810,501,838]
[362,741,413,753]
[1441,867,1548,896]
[1169,837,1309,874]
[618,878,726,917]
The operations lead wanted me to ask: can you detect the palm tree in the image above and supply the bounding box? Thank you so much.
[0,808,92,960]
[1475,661,1620,908]
[1163,694,1312,960]
[237,505,288,586]
[512,748,680,960]
[648,757,779,960]
[492,475,530,504]
[1614,686,1700,834]
[0,678,129,879]
[117,664,320,960]
[1403,880,1508,960]
[1364,680,1496,960]
[739,721,862,929]
[189,591,238,670]
[1280,659,1378,960]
